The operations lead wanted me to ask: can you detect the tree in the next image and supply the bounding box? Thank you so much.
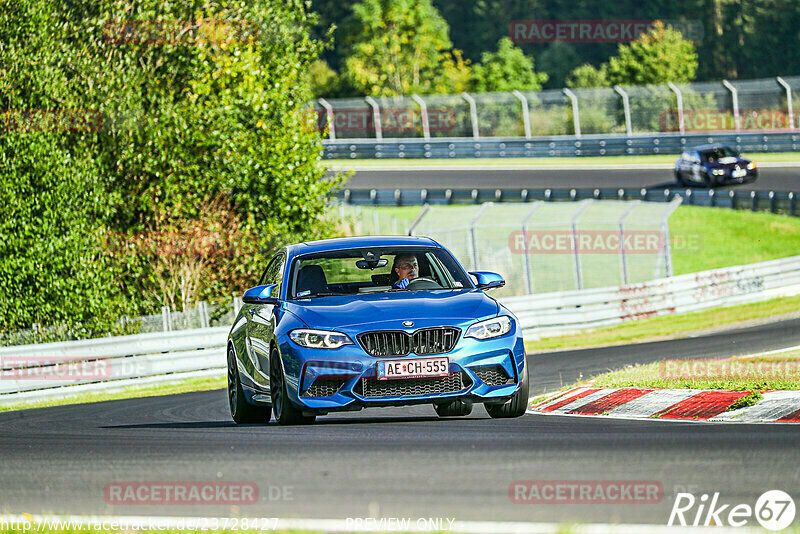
[566,64,609,88]
[0,0,341,336]
[606,21,698,86]
[341,0,470,96]
[471,37,548,92]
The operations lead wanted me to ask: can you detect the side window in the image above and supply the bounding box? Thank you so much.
[259,254,286,287]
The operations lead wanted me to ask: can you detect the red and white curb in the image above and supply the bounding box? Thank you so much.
[528,387,800,423]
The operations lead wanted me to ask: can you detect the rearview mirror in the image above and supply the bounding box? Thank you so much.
[469,271,505,290]
[242,284,280,304]
[356,258,389,270]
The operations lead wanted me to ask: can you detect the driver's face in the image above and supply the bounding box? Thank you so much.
[395,258,418,280]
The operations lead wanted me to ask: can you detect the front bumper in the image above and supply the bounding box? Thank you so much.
[279,332,526,413]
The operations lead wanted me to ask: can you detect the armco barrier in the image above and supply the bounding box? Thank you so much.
[501,255,800,339]
[336,187,799,216]
[0,327,228,403]
[323,132,800,159]
[2,256,799,402]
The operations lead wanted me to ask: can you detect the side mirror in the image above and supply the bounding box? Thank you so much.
[242,284,280,304]
[469,271,505,290]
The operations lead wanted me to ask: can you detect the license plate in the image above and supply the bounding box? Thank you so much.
[377,357,450,380]
[732,168,747,178]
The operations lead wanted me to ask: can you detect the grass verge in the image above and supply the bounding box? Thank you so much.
[590,350,800,391]
[0,374,225,413]
[325,152,800,168]
[526,294,800,352]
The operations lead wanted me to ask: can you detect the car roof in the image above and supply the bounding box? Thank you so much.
[690,143,735,152]
[287,235,441,256]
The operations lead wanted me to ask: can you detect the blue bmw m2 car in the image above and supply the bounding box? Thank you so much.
[227,235,528,425]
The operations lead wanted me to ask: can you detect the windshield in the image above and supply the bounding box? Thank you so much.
[287,246,473,299]
[700,146,739,162]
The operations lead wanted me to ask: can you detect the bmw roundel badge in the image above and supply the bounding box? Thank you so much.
[403,321,414,327]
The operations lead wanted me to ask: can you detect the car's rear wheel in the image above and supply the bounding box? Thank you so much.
[228,347,271,424]
[434,399,473,417]
[675,170,686,186]
[486,363,529,419]
[270,348,316,425]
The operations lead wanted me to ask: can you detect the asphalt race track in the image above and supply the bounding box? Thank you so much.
[1,318,799,526]
[339,165,799,192]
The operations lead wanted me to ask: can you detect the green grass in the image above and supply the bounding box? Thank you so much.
[670,205,800,275]
[589,350,800,391]
[0,374,225,413]
[526,294,800,352]
[325,151,800,167]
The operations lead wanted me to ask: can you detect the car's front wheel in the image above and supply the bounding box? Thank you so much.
[228,347,271,424]
[434,399,473,417]
[486,363,529,419]
[270,348,316,425]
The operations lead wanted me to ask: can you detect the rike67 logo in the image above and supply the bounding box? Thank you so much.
[669,490,796,530]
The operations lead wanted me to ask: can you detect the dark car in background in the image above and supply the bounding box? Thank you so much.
[674,144,758,188]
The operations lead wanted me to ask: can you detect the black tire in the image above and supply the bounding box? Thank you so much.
[703,170,715,189]
[228,348,271,424]
[270,348,316,425]
[434,399,473,417]
[675,171,686,186]
[486,363,529,419]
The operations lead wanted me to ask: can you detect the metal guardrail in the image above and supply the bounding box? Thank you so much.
[1,257,799,402]
[323,132,800,159]
[501,255,800,339]
[0,327,228,403]
[336,187,799,217]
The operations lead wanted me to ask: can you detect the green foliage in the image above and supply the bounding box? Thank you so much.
[471,37,547,92]
[0,0,340,336]
[341,0,470,96]
[566,64,609,89]
[606,21,698,86]
[308,59,338,98]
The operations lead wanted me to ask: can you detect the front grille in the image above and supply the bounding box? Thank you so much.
[357,372,470,398]
[301,379,346,397]
[358,328,459,357]
[473,365,515,387]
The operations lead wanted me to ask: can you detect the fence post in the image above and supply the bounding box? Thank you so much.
[668,82,685,134]
[569,200,593,290]
[613,85,633,136]
[318,98,335,141]
[777,76,794,130]
[512,90,532,139]
[722,80,741,132]
[521,202,543,294]
[161,306,171,332]
[411,94,430,140]
[661,196,683,278]
[563,88,581,138]
[461,92,480,138]
[617,201,640,285]
[468,203,491,270]
[364,96,382,140]
[407,203,431,235]
[199,301,209,329]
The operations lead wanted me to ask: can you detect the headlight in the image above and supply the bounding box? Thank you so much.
[290,329,353,349]
[747,161,756,170]
[712,169,725,176]
[465,316,512,340]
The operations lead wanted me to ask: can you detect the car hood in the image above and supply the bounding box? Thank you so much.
[283,289,499,332]
[707,158,748,169]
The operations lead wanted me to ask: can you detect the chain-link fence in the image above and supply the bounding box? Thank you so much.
[342,200,681,298]
[316,75,800,140]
